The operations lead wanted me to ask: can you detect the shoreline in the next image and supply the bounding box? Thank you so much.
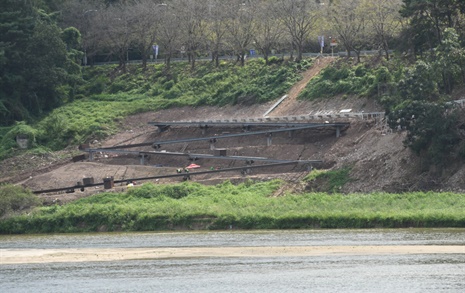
[1,245,464,264]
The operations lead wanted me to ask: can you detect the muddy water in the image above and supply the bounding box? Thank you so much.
[1,229,465,292]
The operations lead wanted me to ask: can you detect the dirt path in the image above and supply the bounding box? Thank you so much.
[269,56,336,117]
[2,245,464,264]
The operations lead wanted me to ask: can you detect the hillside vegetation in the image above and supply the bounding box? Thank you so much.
[0,58,311,158]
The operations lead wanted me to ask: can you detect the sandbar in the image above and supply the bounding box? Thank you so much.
[1,245,464,264]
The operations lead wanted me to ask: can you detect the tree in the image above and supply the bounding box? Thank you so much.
[0,0,81,125]
[252,0,285,64]
[388,101,460,166]
[330,0,369,63]
[362,0,403,60]
[223,0,256,66]
[176,0,208,70]
[277,0,320,62]
[205,0,228,67]
[400,0,465,54]
[0,0,35,123]
[156,3,182,71]
[96,4,134,71]
[59,0,103,66]
[433,28,465,94]
[397,60,439,102]
[129,0,165,70]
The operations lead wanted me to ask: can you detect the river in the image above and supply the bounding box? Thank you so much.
[1,229,464,292]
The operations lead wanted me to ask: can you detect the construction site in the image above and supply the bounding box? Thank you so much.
[5,57,465,203]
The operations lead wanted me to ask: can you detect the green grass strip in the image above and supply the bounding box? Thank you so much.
[1,180,465,234]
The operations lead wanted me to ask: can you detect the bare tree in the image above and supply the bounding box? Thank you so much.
[205,0,228,67]
[97,4,134,71]
[277,0,320,62]
[362,0,402,60]
[175,0,208,70]
[129,0,166,70]
[330,0,368,63]
[155,3,181,71]
[224,0,255,66]
[251,0,285,64]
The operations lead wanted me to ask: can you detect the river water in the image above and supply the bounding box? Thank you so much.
[1,229,464,292]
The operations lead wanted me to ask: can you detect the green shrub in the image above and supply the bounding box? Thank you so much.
[84,75,108,95]
[0,184,42,217]
[0,122,40,159]
[267,56,283,65]
[304,167,352,193]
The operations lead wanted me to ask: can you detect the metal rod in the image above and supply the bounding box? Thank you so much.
[32,161,317,194]
[96,124,347,151]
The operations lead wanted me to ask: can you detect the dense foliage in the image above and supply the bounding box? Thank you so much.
[388,101,463,166]
[0,184,42,218]
[1,180,464,233]
[0,0,82,126]
[400,0,465,54]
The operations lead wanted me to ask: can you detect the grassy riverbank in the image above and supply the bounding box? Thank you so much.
[1,180,464,234]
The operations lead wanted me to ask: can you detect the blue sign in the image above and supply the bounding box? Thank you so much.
[250,49,256,56]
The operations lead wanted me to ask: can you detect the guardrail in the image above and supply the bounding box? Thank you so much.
[87,50,388,66]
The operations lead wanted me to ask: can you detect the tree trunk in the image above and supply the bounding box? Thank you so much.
[211,51,219,68]
[296,44,303,62]
[118,51,126,72]
[141,50,148,70]
[164,54,171,71]
[240,52,245,66]
[190,55,196,70]
[262,47,269,65]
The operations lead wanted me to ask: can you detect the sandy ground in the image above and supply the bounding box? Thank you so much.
[1,246,464,264]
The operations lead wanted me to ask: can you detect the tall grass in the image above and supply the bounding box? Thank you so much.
[1,180,464,233]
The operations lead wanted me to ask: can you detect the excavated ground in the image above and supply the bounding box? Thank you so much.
[1,100,406,205]
[2,57,464,204]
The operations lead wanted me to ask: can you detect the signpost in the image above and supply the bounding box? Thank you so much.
[318,36,325,55]
[180,46,186,59]
[329,37,337,57]
[152,45,159,62]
